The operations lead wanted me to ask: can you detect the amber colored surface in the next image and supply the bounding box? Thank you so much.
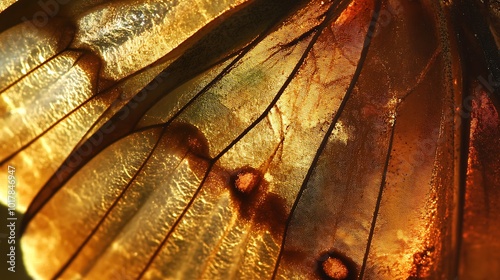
[0,0,16,13]
[460,85,500,279]
[0,0,498,279]
[71,0,249,80]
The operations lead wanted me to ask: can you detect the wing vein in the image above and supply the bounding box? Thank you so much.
[358,118,396,279]
[52,128,166,279]
[137,2,341,276]
[270,0,382,277]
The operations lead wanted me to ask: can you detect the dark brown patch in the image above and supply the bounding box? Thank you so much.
[162,122,211,160]
[163,124,289,240]
[281,248,309,266]
[317,250,358,280]
[253,193,288,238]
[160,122,212,179]
[227,167,288,239]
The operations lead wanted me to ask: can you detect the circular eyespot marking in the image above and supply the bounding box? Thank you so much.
[322,257,348,279]
[318,251,357,280]
[226,167,287,240]
[232,168,261,194]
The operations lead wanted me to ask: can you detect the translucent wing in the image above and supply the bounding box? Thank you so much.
[452,1,500,278]
[0,0,252,211]
[0,0,498,279]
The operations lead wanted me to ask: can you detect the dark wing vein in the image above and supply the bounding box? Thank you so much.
[270,0,382,277]
[137,1,347,276]
[358,117,396,279]
[21,0,309,230]
[0,52,98,164]
[52,127,165,279]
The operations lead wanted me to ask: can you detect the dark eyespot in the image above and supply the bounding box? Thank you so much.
[318,251,357,280]
[226,167,287,239]
[322,257,348,279]
[231,167,261,194]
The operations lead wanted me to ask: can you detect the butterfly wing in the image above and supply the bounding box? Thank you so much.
[0,0,255,212]
[0,0,498,279]
[453,1,500,277]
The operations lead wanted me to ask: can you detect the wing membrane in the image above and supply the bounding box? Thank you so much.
[0,0,497,279]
